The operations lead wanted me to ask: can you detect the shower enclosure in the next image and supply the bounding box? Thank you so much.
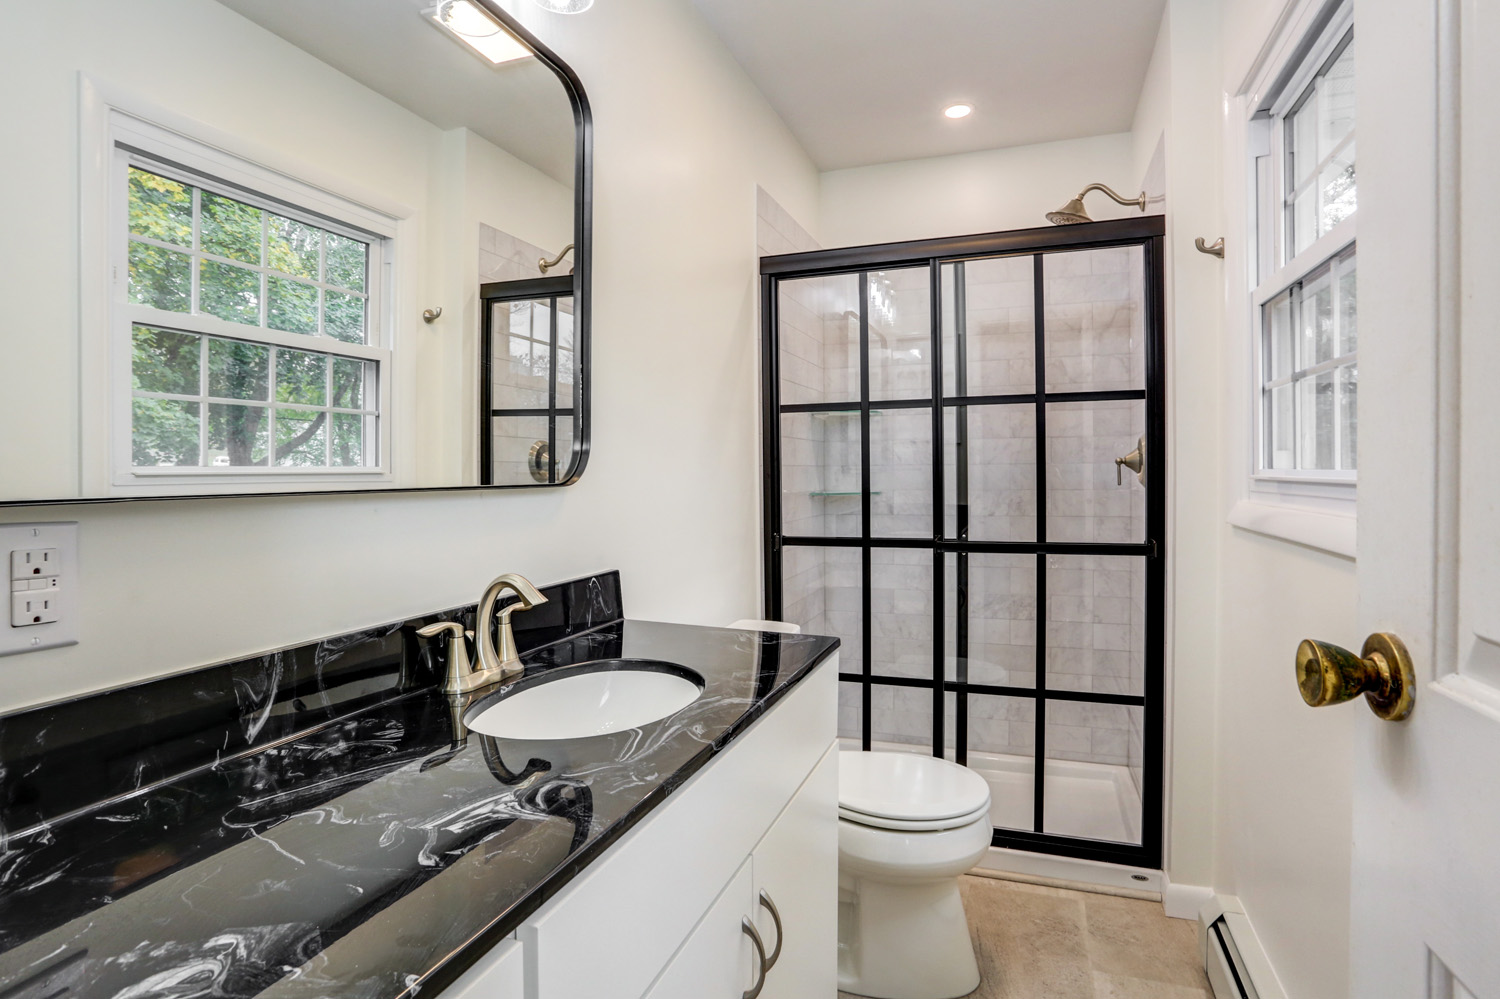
[760,218,1164,867]
[480,276,579,485]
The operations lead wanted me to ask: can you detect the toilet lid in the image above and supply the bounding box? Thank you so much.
[838,751,991,822]
[838,799,992,832]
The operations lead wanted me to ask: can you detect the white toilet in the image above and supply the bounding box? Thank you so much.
[837,751,993,999]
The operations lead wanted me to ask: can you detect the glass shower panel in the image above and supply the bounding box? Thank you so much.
[777,273,861,406]
[1042,247,1146,394]
[1044,399,1146,544]
[870,407,931,538]
[781,546,862,669]
[781,413,861,537]
[1044,555,1146,696]
[948,552,1037,688]
[1042,701,1143,845]
[944,404,1037,541]
[870,548,933,680]
[867,267,931,401]
[489,415,548,484]
[491,300,550,408]
[839,681,862,743]
[942,256,1036,398]
[966,694,1035,832]
[869,682,937,752]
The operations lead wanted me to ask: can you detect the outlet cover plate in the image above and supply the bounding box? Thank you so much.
[1,523,78,657]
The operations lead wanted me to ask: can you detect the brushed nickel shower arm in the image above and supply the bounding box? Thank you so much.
[1046,183,1148,225]
[1078,183,1148,211]
[539,243,575,273]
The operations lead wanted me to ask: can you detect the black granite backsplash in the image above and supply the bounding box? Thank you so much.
[0,570,623,833]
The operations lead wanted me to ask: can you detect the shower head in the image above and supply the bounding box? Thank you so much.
[1046,183,1148,225]
[1046,196,1092,225]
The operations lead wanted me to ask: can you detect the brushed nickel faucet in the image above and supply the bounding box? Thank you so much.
[417,573,549,694]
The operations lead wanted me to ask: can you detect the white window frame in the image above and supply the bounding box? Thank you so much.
[80,77,411,496]
[1227,0,1358,558]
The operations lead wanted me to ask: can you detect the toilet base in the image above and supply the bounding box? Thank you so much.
[837,874,980,999]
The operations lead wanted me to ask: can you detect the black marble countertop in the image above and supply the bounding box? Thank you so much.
[0,573,837,999]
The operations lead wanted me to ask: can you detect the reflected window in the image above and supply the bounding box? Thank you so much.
[113,133,392,482]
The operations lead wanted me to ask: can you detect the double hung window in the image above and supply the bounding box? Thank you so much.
[1251,5,1356,485]
[106,113,395,490]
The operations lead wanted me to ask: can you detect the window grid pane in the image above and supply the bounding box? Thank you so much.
[1284,34,1356,261]
[130,324,378,469]
[1260,248,1356,472]
[127,165,371,345]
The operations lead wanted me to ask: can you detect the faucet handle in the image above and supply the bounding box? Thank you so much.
[417,621,475,691]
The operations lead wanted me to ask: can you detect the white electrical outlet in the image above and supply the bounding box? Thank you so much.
[11,590,59,625]
[1,523,78,657]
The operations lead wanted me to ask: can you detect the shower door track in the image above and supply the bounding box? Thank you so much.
[759,217,1166,870]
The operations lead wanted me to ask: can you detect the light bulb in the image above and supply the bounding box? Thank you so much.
[438,0,500,36]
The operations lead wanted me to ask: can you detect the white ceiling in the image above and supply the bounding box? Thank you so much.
[691,0,1167,171]
[217,0,577,186]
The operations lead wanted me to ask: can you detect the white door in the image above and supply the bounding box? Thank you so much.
[1351,2,1500,996]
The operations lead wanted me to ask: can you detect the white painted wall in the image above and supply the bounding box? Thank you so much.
[818,133,1137,248]
[0,0,819,712]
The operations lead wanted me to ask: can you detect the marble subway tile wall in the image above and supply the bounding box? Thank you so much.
[479,223,563,283]
[477,220,564,277]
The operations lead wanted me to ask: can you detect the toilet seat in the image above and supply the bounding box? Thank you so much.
[838,799,991,832]
[839,751,991,824]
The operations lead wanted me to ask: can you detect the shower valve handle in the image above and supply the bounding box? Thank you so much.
[1115,436,1145,485]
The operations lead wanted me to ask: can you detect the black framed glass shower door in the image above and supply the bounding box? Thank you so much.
[760,218,1166,868]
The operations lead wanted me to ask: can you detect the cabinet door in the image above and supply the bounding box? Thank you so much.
[440,937,524,998]
[752,743,838,999]
[644,862,757,999]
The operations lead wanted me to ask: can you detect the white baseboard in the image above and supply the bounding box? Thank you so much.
[975,846,1163,894]
[1163,879,1216,920]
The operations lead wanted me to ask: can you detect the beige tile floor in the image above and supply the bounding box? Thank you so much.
[840,875,1212,999]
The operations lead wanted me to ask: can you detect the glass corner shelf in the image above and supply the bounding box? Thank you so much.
[808,490,880,497]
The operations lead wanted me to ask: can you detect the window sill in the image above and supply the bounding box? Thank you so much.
[1227,499,1356,560]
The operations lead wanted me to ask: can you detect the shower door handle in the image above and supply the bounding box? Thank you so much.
[1115,436,1145,485]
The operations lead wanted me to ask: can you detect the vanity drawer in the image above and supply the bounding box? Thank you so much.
[518,655,836,999]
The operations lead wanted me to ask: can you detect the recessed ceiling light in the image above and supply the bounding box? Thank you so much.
[943,103,974,120]
[426,1,533,65]
[532,0,594,11]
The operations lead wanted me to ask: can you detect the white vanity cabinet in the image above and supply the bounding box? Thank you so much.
[445,654,838,999]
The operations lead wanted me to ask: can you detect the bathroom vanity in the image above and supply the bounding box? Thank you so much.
[0,572,839,998]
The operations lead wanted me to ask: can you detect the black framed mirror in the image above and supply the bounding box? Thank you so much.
[0,0,590,506]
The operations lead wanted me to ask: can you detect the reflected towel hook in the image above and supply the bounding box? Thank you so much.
[422,307,443,324]
[1195,237,1225,258]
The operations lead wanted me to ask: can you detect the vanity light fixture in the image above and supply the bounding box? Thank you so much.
[425,0,532,65]
[943,103,974,119]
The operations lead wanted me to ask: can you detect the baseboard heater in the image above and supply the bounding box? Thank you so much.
[1206,914,1258,999]
[1200,896,1285,999]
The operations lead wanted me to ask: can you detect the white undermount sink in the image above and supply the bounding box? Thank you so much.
[465,660,705,740]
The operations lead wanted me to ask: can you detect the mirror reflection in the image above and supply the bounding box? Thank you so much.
[0,0,588,503]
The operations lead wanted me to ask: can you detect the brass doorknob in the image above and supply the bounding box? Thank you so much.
[1295,633,1415,721]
